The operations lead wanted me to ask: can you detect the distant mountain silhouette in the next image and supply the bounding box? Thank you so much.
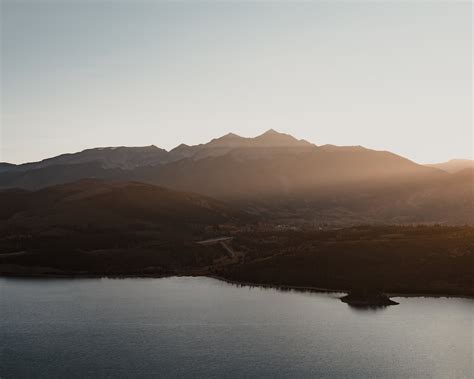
[426,159,474,174]
[0,130,471,225]
[0,129,441,190]
[168,129,313,161]
[0,130,313,173]
[1,145,168,172]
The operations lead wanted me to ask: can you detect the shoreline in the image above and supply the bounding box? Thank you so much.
[1,270,473,300]
[205,275,474,300]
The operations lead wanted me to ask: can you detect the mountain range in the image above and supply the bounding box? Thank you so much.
[1,129,312,172]
[426,159,474,174]
[1,130,472,225]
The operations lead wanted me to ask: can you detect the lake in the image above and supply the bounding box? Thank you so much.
[1,276,472,378]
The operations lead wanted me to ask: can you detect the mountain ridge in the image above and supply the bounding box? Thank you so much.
[0,179,244,226]
[0,129,452,195]
[4,129,314,170]
[0,129,471,226]
[0,129,441,171]
[426,159,474,174]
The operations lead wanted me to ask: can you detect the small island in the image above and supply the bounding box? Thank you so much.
[341,289,399,307]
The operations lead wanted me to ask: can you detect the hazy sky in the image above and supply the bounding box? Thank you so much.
[1,0,472,164]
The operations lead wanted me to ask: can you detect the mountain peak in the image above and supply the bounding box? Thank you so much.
[254,129,313,147]
[261,128,279,135]
[206,132,246,147]
[203,130,315,149]
[223,132,241,138]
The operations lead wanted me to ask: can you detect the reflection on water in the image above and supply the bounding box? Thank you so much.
[345,303,391,312]
[1,276,472,378]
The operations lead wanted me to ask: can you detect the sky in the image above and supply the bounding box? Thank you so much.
[1,0,472,164]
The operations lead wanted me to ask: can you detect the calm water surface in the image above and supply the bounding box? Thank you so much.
[0,276,472,378]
